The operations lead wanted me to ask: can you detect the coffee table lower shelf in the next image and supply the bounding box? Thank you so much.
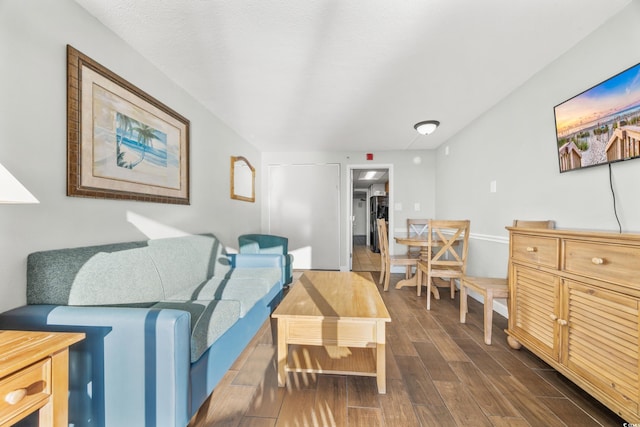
[284,345,377,378]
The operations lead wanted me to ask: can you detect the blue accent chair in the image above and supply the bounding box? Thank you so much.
[238,234,293,286]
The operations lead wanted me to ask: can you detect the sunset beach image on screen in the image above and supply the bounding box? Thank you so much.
[554,62,640,172]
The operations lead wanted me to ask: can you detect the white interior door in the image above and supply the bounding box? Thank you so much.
[268,163,340,270]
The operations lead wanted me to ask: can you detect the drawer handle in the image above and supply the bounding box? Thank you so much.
[549,314,558,321]
[526,247,537,252]
[557,319,568,326]
[591,257,604,265]
[5,388,27,405]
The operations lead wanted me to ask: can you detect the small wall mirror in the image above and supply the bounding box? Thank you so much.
[230,156,255,202]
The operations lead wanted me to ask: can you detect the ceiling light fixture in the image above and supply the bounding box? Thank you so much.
[359,170,384,180]
[414,120,440,135]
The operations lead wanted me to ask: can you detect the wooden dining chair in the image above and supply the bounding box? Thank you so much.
[417,219,470,309]
[377,218,417,291]
[406,218,430,259]
[460,219,554,344]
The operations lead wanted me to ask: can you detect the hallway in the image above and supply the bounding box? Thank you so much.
[352,235,381,272]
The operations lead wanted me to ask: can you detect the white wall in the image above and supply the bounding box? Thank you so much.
[0,0,261,312]
[435,0,640,281]
[261,150,436,269]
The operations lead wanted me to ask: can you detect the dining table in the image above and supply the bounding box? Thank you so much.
[393,235,460,299]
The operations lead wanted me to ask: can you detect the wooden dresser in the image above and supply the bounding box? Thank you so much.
[0,330,84,427]
[506,227,640,422]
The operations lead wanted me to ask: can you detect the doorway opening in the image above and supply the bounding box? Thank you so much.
[347,165,393,272]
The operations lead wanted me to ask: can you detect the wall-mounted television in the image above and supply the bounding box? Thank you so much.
[554,62,640,173]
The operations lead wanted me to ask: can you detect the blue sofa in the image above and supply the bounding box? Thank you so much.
[0,233,285,427]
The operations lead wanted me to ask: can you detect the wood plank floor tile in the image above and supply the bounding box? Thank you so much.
[233,344,276,386]
[413,403,457,427]
[314,375,347,427]
[285,371,319,391]
[347,407,384,427]
[201,385,256,427]
[505,343,554,370]
[190,368,240,425]
[489,350,563,397]
[540,396,607,427]
[346,376,379,408]
[274,389,318,427]
[410,304,442,330]
[487,415,531,427]
[387,321,419,357]
[433,316,472,340]
[487,374,567,427]
[426,328,471,362]
[448,361,519,418]
[413,339,461,382]
[384,344,402,381]
[238,417,276,427]
[454,337,510,376]
[378,378,421,426]
[433,380,494,427]
[232,321,273,370]
[244,351,285,418]
[395,355,444,405]
[396,315,430,342]
[534,368,626,426]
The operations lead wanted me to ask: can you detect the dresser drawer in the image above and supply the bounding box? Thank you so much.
[0,358,51,425]
[511,234,559,268]
[564,240,640,289]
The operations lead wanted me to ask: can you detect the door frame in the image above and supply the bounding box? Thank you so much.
[345,164,394,271]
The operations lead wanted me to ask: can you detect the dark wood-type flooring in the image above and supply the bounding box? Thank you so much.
[190,272,627,427]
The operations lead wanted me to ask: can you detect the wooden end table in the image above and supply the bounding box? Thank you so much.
[0,330,85,427]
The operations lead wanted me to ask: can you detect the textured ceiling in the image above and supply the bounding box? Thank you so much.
[74,0,631,152]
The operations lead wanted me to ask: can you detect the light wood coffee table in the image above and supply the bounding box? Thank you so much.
[272,271,391,393]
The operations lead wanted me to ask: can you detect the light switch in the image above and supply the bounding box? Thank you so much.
[394,203,402,211]
[490,180,497,193]
[414,203,420,211]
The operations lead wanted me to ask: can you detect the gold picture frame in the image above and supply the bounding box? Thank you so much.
[230,156,255,202]
[67,45,190,204]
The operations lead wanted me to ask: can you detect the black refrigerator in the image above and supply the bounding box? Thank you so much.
[370,195,388,253]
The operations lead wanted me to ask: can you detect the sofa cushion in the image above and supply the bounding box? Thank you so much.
[152,299,241,363]
[226,267,282,287]
[147,234,232,297]
[69,249,165,306]
[167,277,273,317]
[27,243,163,306]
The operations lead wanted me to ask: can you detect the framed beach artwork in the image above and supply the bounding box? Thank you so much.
[67,45,190,204]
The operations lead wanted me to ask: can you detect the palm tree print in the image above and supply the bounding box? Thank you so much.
[116,114,135,167]
[115,113,163,170]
